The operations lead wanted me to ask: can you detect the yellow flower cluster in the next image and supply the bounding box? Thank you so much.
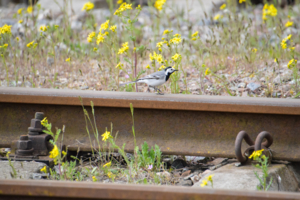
[201,175,214,187]
[214,14,222,20]
[252,48,257,53]
[220,4,226,10]
[39,25,48,32]
[0,44,8,48]
[285,21,293,27]
[18,20,23,24]
[0,24,12,35]
[49,145,59,159]
[249,149,264,160]
[117,0,123,4]
[172,53,180,61]
[27,6,33,13]
[41,117,48,126]
[262,4,277,21]
[287,59,297,69]
[109,25,117,32]
[115,62,124,69]
[191,31,198,40]
[118,42,129,54]
[102,131,113,141]
[65,57,71,62]
[149,51,164,63]
[82,2,94,11]
[114,2,132,16]
[87,32,96,43]
[100,20,109,31]
[169,36,182,45]
[205,68,211,76]
[103,161,111,168]
[17,8,23,15]
[154,0,166,11]
[163,29,172,35]
[40,166,47,173]
[92,176,97,182]
[239,0,246,3]
[281,34,292,49]
[26,40,35,48]
[158,65,165,71]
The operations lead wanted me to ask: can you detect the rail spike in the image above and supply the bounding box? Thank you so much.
[235,131,273,164]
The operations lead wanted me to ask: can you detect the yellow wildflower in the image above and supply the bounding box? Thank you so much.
[109,25,117,32]
[18,20,23,24]
[39,25,47,32]
[205,68,211,76]
[65,57,71,62]
[117,0,123,4]
[220,4,226,10]
[249,149,264,160]
[136,5,141,10]
[262,4,277,21]
[274,58,278,63]
[156,54,163,63]
[114,2,132,16]
[192,37,197,41]
[287,34,292,40]
[40,166,47,173]
[173,33,181,37]
[102,131,113,141]
[192,31,198,38]
[96,33,105,44]
[158,65,165,71]
[26,40,35,48]
[92,176,97,182]
[27,6,33,13]
[239,0,246,3]
[62,151,67,156]
[281,34,292,49]
[16,37,19,41]
[93,47,98,52]
[115,62,123,69]
[201,179,208,187]
[149,51,157,61]
[17,8,23,15]
[33,43,38,49]
[290,47,295,51]
[146,64,150,69]
[104,31,109,36]
[49,145,59,159]
[87,31,96,43]
[0,44,8,48]
[103,161,111,168]
[0,24,12,34]
[107,172,113,178]
[172,53,180,61]
[41,117,48,126]
[285,21,293,27]
[163,29,171,35]
[252,48,257,53]
[54,25,59,29]
[82,2,94,11]
[118,42,129,54]
[214,14,222,20]
[287,59,297,69]
[100,20,109,31]
[207,175,214,181]
[154,0,166,11]
[169,37,182,44]
[156,41,164,48]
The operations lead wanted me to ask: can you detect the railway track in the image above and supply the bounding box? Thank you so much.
[0,87,300,199]
[1,179,300,200]
[0,87,300,161]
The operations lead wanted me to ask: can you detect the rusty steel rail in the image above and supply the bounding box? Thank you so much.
[1,179,300,200]
[0,87,300,161]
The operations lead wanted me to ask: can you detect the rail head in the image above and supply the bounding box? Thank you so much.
[0,179,300,200]
[0,87,299,115]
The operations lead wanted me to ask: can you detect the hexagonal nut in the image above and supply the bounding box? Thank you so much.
[17,140,33,150]
[30,119,42,129]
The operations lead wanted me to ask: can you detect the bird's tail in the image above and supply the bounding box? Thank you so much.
[119,81,137,86]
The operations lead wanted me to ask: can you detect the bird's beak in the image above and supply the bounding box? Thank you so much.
[174,69,178,71]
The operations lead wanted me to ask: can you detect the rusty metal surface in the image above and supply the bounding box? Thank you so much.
[1,180,300,200]
[0,87,300,115]
[0,87,300,161]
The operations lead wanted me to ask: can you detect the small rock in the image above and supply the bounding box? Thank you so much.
[81,86,89,90]
[156,171,171,179]
[247,82,261,91]
[171,159,188,169]
[177,179,193,186]
[191,175,200,184]
[238,82,246,88]
[183,173,194,180]
[209,158,228,165]
[181,170,191,177]
[185,156,205,163]
[172,171,181,177]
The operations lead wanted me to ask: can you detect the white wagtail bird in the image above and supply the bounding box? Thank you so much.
[120,66,178,95]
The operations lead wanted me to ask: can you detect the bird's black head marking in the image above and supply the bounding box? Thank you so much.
[164,66,178,81]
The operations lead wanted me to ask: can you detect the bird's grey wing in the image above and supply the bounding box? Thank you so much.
[139,71,165,80]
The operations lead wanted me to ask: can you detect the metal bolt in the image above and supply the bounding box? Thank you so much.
[35,112,44,120]
[30,119,42,129]
[17,135,32,150]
